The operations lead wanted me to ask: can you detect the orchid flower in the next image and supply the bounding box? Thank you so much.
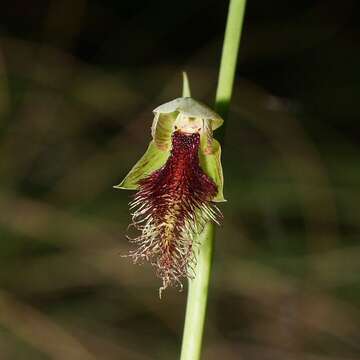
[115,97,225,294]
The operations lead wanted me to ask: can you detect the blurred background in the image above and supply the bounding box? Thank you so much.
[0,0,359,359]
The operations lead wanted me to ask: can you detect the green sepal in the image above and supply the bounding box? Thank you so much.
[151,113,176,152]
[199,139,226,202]
[114,140,170,190]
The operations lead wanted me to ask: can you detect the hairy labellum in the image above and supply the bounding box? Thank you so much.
[129,131,221,294]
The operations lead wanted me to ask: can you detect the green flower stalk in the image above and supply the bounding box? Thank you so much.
[180,0,247,358]
[115,98,225,295]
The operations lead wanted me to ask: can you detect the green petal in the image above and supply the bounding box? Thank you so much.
[151,113,176,151]
[114,141,170,190]
[182,71,191,98]
[199,139,226,202]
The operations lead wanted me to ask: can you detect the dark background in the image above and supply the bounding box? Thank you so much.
[0,0,359,359]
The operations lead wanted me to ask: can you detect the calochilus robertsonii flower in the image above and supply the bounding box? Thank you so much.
[114,97,225,295]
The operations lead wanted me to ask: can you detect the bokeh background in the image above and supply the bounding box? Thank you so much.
[0,0,360,359]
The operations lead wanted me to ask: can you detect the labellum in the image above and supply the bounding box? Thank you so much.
[115,97,225,295]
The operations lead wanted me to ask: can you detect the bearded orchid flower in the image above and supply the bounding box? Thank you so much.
[115,97,225,295]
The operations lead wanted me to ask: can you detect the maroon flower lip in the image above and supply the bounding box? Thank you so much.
[127,130,222,295]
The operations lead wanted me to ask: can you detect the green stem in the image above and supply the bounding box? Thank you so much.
[180,223,214,360]
[215,0,247,121]
[180,1,247,360]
